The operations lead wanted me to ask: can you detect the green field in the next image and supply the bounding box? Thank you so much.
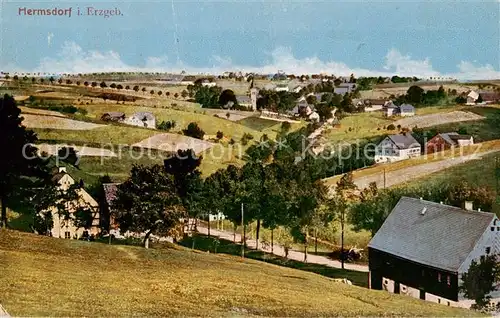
[323,112,393,144]
[0,229,476,317]
[423,107,500,142]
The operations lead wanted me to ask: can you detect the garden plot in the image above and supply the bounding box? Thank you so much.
[36,144,117,157]
[132,133,214,154]
[22,114,106,130]
[395,111,484,128]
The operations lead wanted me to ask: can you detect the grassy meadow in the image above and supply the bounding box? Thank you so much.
[0,229,477,317]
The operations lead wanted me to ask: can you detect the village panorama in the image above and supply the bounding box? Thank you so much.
[1,2,500,317]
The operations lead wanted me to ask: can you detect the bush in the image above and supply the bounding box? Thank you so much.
[281,121,292,132]
[183,122,205,139]
[157,120,176,131]
[458,127,468,135]
[241,133,254,146]
[397,124,401,130]
[216,131,224,140]
[387,124,396,130]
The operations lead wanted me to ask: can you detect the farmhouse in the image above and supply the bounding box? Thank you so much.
[478,91,500,104]
[275,83,290,92]
[374,133,421,163]
[384,102,415,117]
[363,99,386,112]
[124,112,156,128]
[47,167,100,239]
[426,132,474,154]
[466,90,479,104]
[369,197,500,308]
[399,103,415,117]
[334,83,357,95]
[101,111,125,122]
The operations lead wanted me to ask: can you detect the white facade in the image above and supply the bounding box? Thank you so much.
[124,112,156,129]
[374,137,421,163]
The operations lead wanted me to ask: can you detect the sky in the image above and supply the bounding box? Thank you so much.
[1,0,499,79]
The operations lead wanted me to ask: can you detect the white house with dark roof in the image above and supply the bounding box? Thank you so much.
[369,197,500,308]
[124,112,156,129]
[374,133,421,163]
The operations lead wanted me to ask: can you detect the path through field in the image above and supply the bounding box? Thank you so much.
[394,111,484,128]
[353,149,500,189]
[196,226,369,273]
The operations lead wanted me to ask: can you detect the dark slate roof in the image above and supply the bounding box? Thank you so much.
[369,197,495,272]
[387,133,420,150]
[439,132,472,145]
[399,103,415,112]
[103,183,120,208]
[449,134,472,141]
[51,172,66,183]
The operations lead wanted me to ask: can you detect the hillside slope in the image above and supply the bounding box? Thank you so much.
[0,230,476,317]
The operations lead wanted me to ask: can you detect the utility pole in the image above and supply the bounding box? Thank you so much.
[241,202,244,259]
[341,209,345,270]
[383,168,386,189]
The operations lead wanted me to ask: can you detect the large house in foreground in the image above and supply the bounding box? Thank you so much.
[374,134,421,163]
[369,197,500,308]
[48,167,100,239]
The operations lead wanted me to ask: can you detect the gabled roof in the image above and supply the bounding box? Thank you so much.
[399,103,415,112]
[437,132,472,145]
[369,197,495,272]
[387,134,420,150]
[132,112,155,120]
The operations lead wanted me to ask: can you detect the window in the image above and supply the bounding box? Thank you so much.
[64,231,71,239]
[497,227,500,231]
[438,299,441,304]
[447,275,451,286]
[491,227,495,231]
[486,247,491,254]
[438,273,442,282]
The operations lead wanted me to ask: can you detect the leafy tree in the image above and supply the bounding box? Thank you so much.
[58,78,63,84]
[133,85,139,92]
[141,87,146,93]
[116,84,123,90]
[216,131,224,140]
[406,85,425,104]
[84,81,89,87]
[218,89,238,107]
[332,172,358,268]
[66,79,72,85]
[174,93,179,99]
[57,147,80,168]
[460,255,500,309]
[125,85,130,90]
[195,86,222,108]
[91,82,97,88]
[109,83,116,89]
[150,90,155,95]
[281,121,291,133]
[49,76,54,84]
[0,94,42,228]
[157,120,176,131]
[99,81,107,88]
[315,103,334,121]
[181,90,188,98]
[455,96,467,104]
[182,122,205,140]
[113,165,185,248]
[158,91,163,96]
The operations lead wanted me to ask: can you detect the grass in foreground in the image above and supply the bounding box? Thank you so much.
[179,234,368,287]
[0,229,476,317]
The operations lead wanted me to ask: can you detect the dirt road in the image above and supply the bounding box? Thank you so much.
[197,226,369,273]
[354,150,498,189]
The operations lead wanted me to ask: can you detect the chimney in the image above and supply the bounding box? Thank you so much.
[58,166,67,173]
[463,201,473,211]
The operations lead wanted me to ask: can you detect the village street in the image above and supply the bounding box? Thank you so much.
[196,225,369,273]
